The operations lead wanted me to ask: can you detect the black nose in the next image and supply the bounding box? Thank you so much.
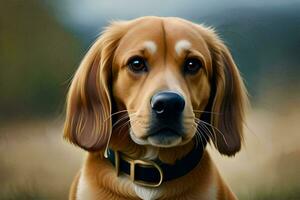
[151,91,185,116]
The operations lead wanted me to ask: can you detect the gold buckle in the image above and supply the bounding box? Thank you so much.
[114,150,164,187]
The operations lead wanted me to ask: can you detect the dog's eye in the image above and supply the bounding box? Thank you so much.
[127,56,148,73]
[183,58,202,74]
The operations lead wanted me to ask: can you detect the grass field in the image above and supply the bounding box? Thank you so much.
[0,107,299,199]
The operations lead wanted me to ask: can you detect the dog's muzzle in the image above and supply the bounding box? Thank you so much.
[146,91,186,146]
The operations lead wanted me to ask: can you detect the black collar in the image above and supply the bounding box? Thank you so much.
[106,141,205,187]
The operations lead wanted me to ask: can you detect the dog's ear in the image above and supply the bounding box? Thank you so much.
[63,22,126,151]
[204,28,248,156]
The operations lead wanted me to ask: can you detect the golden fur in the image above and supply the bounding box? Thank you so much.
[64,16,247,200]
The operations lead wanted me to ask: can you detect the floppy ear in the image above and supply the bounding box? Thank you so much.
[205,29,248,156]
[63,22,126,151]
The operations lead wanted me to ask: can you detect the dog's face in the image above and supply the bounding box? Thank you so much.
[112,19,212,147]
[64,17,247,156]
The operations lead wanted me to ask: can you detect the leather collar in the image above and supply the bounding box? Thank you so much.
[106,141,205,187]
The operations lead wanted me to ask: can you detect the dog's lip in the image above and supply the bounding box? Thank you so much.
[130,127,186,147]
[147,128,182,147]
[147,127,181,137]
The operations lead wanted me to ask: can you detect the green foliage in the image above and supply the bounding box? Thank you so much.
[0,0,82,121]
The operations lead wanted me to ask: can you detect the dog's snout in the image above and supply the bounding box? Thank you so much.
[151,91,185,116]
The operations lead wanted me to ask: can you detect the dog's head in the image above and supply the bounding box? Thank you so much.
[64,17,247,156]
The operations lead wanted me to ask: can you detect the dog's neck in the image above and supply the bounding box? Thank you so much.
[85,149,214,200]
[97,130,210,199]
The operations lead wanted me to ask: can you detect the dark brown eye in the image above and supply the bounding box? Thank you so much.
[127,56,148,73]
[183,58,202,74]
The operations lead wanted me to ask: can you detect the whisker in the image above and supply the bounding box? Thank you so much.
[194,118,228,147]
[104,112,137,157]
[199,122,216,145]
[103,109,135,122]
[117,120,132,134]
[199,124,216,149]
[191,124,200,148]
[196,124,209,146]
[193,110,222,115]
[112,113,137,129]
[192,124,205,152]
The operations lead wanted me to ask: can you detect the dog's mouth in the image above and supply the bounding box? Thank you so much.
[129,127,184,147]
[147,128,182,147]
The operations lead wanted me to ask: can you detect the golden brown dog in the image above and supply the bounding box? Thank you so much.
[63,16,247,200]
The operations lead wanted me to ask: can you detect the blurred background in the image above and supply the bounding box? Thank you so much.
[0,0,300,199]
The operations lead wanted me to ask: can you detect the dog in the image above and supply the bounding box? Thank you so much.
[63,16,247,200]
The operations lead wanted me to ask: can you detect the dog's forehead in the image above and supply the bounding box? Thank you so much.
[117,19,163,51]
[117,18,208,55]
